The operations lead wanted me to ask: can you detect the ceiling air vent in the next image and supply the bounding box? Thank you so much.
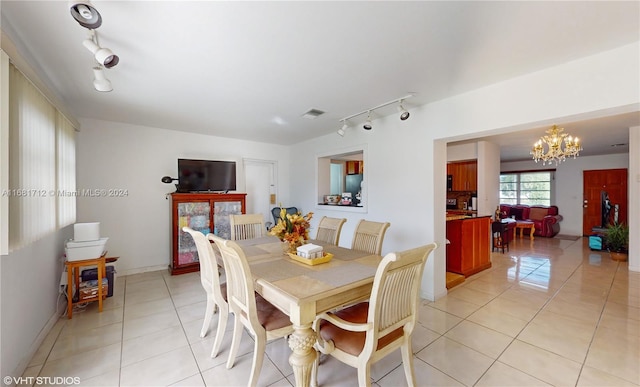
[302,109,325,120]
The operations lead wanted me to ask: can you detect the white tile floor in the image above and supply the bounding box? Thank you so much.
[24,237,639,386]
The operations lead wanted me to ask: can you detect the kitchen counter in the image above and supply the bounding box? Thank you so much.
[446,216,492,276]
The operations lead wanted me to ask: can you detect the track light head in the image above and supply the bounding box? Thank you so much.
[83,38,119,68]
[398,101,410,121]
[363,113,372,130]
[337,122,348,136]
[69,1,102,29]
[92,66,112,92]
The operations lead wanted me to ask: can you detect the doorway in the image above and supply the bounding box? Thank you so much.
[243,159,277,227]
[583,168,628,236]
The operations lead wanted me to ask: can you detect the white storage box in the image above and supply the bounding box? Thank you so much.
[65,237,108,261]
[296,243,323,259]
[73,222,100,242]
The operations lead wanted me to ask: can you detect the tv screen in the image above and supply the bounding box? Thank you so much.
[178,159,237,192]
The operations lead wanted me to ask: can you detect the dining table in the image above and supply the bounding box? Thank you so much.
[232,236,382,387]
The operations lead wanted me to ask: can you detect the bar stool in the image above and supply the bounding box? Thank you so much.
[492,221,509,253]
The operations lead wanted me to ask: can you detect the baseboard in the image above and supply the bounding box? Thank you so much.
[421,286,448,302]
[12,310,61,379]
[116,264,168,277]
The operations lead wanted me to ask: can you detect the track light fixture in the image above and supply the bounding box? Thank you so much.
[337,121,348,137]
[337,94,414,136]
[92,66,112,92]
[363,112,373,130]
[398,100,410,121]
[83,31,119,68]
[69,0,102,29]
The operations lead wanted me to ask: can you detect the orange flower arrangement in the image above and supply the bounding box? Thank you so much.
[269,207,313,253]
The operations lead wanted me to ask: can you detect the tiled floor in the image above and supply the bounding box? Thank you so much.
[24,237,639,386]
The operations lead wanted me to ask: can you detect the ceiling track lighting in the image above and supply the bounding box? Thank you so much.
[337,121,348,137]
[363,112,373,130]
[398,100,410,121]
[69,0,102,29]
[83,30,119,68]
[92,66,112,92]
[337,94,414,135]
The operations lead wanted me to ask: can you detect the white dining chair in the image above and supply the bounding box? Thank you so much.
[209,234,294,387]
[351,219,390,255]
[181,227,228,358]
[313,243,438,387]
[315,216,347,246]
[229,213,265,240]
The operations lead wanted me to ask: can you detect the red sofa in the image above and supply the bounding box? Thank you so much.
[499,204,563,238]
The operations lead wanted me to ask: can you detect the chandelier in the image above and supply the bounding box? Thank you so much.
[530,125,583,165]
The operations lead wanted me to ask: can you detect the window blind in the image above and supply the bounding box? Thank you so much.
[8,64,75,251]
[56,112,76,228]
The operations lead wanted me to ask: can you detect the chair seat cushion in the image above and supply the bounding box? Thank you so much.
[255,293,291,331]
[319,302,404,356]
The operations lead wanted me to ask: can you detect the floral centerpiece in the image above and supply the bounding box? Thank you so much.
[269,207,313,254]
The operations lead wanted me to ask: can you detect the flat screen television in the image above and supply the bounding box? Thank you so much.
[177,159,237,193]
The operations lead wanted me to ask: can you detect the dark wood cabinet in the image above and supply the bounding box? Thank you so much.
[446,216,491,276]
[170,192,246,275]
[346,161,363,175]
[447,160,477,191]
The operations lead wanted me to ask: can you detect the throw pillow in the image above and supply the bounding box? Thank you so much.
[510,207,523,220]
[529,207,548,221]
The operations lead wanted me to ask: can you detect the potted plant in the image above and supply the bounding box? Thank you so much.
[604,222,629,261]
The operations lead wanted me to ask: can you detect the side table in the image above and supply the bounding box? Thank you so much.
[65,255,106,319]
[515,221,535,240]
[492,221,509,253]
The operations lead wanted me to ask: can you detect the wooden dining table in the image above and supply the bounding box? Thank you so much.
[233,236,382,387]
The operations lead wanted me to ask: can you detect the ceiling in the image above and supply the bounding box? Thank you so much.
[1,1,639,159]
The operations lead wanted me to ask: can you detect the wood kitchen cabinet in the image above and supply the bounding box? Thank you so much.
[446,216,491,276]
[447,160,477,191]
[170,192,246,275]
[346,160,363,174]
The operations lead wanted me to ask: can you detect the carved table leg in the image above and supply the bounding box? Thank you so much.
[288,324,318,387]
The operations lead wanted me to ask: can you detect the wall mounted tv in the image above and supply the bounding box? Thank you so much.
[177,159,237,193]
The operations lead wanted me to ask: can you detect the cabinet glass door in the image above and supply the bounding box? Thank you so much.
[177,201,211,265]
[213,201,242,239]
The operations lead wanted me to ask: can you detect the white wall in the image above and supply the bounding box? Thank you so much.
[0,226,72,379]
[477,141,501,217]
[501,153,629,236]
[75,119,291,275]
[291,42,640,302]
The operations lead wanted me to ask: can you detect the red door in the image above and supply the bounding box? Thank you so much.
[583,169,628,236]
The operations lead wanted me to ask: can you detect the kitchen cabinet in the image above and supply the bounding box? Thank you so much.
[447,161,477,191]
[170,192,246,275]
[446,216,491,276]
[346,160,363,175]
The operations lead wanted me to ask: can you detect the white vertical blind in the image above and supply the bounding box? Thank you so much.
[8,64,74,251]
[56,112,76,228]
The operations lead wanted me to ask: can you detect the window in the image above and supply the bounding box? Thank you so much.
[8,64,76,251]
[500,171,553,206]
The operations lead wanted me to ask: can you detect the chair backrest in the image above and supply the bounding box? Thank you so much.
[208,234,261,330]
[365,243,438,353]
[351,219,391,255]
[229,213,265,240]
[182,227,224,300]
[271,207,298,226]
[315,216,347,245]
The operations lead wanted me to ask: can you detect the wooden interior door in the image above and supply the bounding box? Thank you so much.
[583,169,628,236]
